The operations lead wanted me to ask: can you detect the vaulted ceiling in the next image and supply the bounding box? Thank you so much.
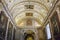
[3,0,57,28]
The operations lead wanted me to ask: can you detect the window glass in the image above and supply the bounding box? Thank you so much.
[46,24,51,39]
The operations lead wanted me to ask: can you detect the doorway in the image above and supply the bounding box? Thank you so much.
[24,30,35,40]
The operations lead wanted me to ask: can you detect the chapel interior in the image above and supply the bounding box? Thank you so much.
[0,0,60,40]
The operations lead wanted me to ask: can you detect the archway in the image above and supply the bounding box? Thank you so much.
[24,30,35,40]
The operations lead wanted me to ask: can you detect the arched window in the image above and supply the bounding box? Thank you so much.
[45,24,51,39]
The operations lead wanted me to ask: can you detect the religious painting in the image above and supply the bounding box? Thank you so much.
[0,11,8,39]
[50,11,59,36]
[25,5,34,9]
[26,13,33,16]
[26,19,32,26]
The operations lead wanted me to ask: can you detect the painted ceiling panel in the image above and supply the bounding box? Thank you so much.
[4,0,56,28]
